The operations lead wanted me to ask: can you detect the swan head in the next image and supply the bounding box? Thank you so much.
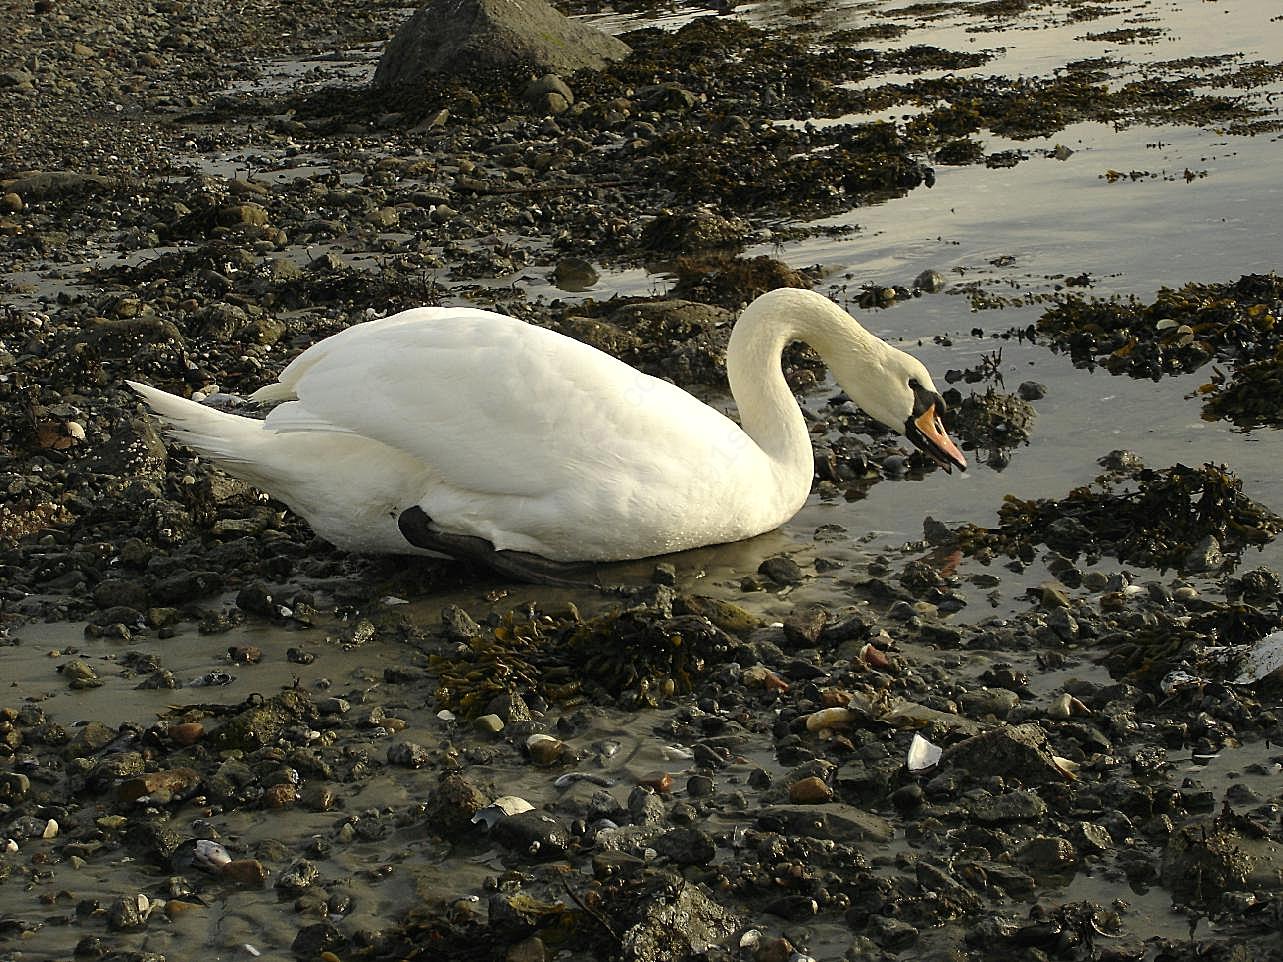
[842,349,968,473]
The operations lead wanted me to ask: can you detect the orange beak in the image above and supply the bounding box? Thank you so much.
[911,404,967,473]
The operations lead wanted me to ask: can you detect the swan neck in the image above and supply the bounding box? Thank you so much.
[727,290,876,475]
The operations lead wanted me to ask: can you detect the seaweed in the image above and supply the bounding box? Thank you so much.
[952,462,1282,572]
[429,593,755,716]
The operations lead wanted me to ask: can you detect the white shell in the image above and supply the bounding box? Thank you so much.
[805,707,854,731]
[192,839,233,871]
[1233,630,1283,685]
[906,733,943,773]
[471,795,535,829]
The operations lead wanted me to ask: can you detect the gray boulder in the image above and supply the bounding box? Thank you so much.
[373,0,630,89]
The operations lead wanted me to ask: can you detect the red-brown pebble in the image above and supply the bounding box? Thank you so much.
[788,776,834,804]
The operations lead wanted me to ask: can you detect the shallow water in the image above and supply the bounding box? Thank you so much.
[6,1,1283,959]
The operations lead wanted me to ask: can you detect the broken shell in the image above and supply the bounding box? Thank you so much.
[190,839,232,873]
[742,665,790,691]
[805,707,855,732]
[907,733,943,773]
[1052,756,1080,779]
[859,643,894,672]
[472,795,535,829]
[1048,692,1092,719]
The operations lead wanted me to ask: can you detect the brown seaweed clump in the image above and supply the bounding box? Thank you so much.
[951,462,1282,572]
[1199,348,1283,428]
[1036,274,1283,426]
[430,593,756,716]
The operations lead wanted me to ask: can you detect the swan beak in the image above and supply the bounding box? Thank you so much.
[909,405,967,473]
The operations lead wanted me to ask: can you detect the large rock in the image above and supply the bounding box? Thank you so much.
[373,0,630,88]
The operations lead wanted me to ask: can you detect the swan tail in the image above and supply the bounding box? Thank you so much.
[127,380,265,466]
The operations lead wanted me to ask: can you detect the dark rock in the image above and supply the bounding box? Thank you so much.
[1016,835,1077,874]
[617,875,739,962]
[150,569,225,604]
[426,772,489,834]
[276,859,320,896]
[387,740,431,768]
[374,0,630,89]
[106,894,150,932]
[966,789,1048,824]
[523,73,574,115]
[292,922,346,959]
[235,582,277,617]
[208,691,316,752]
[759,555,804,586]
[92,579,149,610]
[940,723,1070,785]
[868,915,919,949]
[782,606,827,646]
[653,826,717,866]
[1160,822,1254,897]
[489,810,571,859]
[757,803,893,843]
[441,604,481,640]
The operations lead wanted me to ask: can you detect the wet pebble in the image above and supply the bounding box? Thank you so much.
[758,555,804,586]
[107,893,152,931]
[276,858,320,896]
[788,776,834,804]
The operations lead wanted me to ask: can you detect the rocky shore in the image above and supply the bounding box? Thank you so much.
[3,1,1283,961]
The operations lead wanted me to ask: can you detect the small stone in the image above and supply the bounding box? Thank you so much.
[1070,821,1114,854]
[505,936,547,962]
[275,858,320,896]
[1184,535,1224,573]
[941,724,1071,785]
[869,915,919,949]
[525,733,565,767]
[782,606,827,646]
[913,269,946,293]
[61,659,102,689]
[489,811,571,859]
[788,776,834,804]
[228,645,262,665]
[637,771,673,793]
[475,713,505,734]
[167,722,205,746]
[653,826,717,866]
[960,687,1020,718]
[388,741,432,768]
[1017,381,1047,401]
[686,774,714,797]
[107,894,151,931]
[1017,835,1078,874]
[758,555,804,586]
[263,783,300,809]
[116,768,200,803]
[966,789,1048,824]
[219,858,268,886]
[441,604,481,639]
[651,562,678,586]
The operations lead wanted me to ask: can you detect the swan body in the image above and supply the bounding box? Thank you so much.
[130,288,965,564]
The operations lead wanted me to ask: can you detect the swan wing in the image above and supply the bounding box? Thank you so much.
[262,310,752,500]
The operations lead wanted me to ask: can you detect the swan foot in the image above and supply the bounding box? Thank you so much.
[397,506,601,588]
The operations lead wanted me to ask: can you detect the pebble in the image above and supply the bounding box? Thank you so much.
[525,733,566,766]
[788,776,834,804]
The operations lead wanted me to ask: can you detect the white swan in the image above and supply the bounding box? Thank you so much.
[129,288,964,576]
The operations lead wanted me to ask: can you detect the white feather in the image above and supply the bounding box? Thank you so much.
[130,290,961,561]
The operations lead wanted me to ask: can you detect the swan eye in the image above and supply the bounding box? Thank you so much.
[907,378,942,417]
